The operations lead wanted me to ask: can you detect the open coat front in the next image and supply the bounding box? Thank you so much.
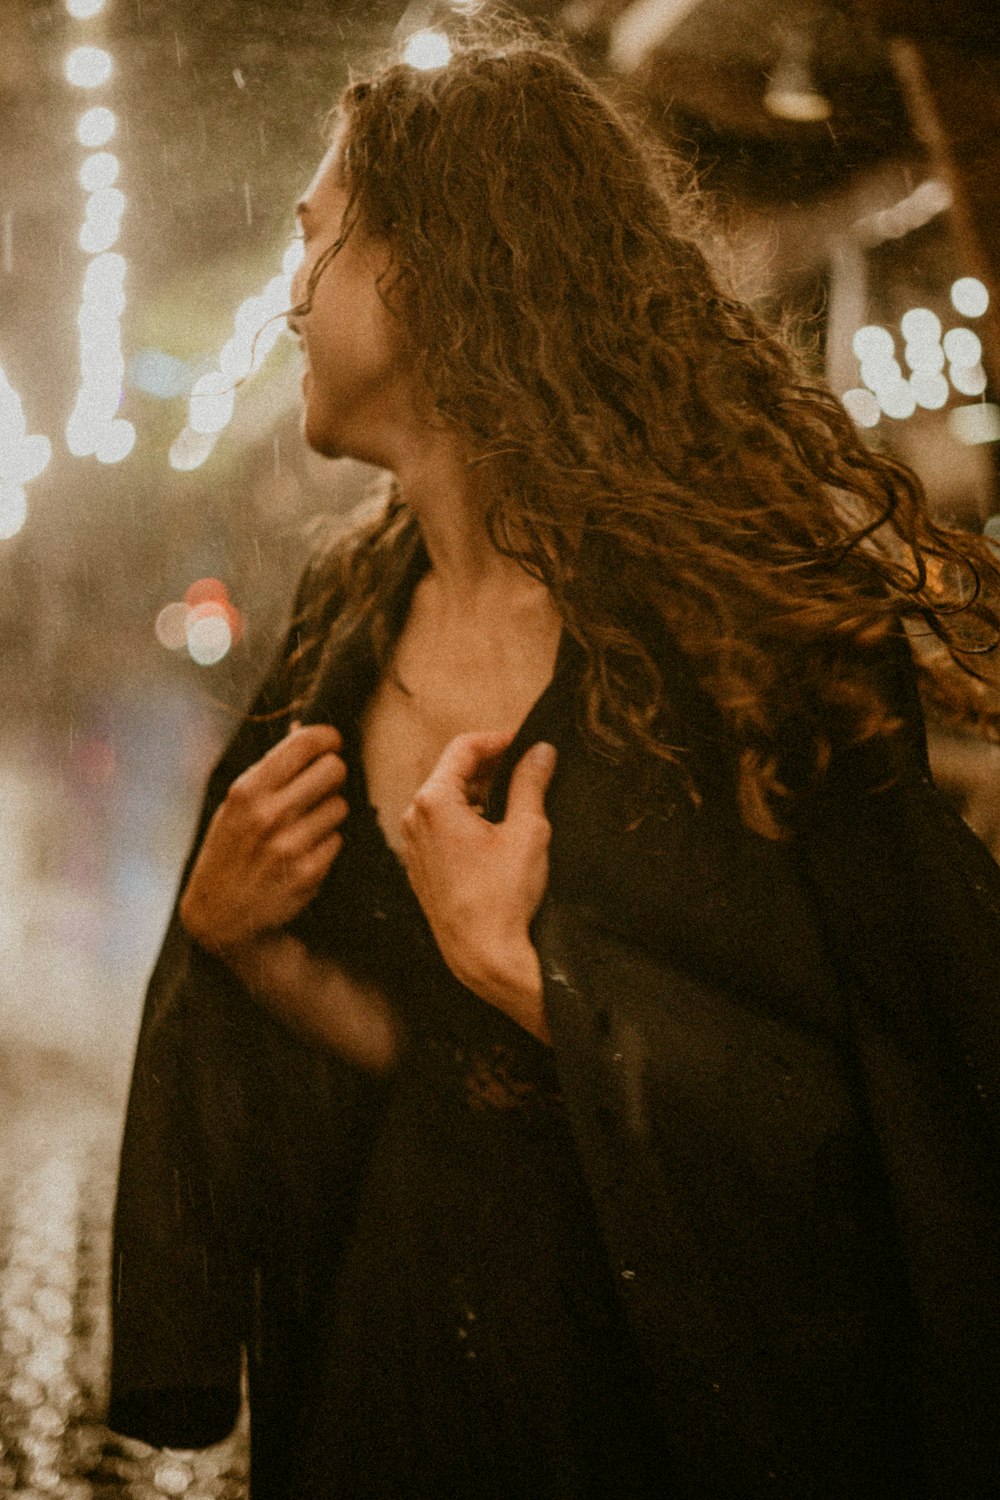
[106,569,1000,1499]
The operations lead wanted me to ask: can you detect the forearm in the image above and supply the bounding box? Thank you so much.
[220,930,400,1074]
[455,935,551,1046]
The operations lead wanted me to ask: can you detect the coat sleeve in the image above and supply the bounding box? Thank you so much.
[105,566,378,1450]
[528,636,1000,1496]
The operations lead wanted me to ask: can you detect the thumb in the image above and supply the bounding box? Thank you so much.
[505,741,558,824]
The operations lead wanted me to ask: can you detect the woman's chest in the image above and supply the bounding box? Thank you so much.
[358,657,555,856]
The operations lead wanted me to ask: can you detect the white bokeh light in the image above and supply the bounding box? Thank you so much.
[0,482,28,540]
[186,609,233,666]
[910,371,950,410]
[169,427,216,471]
[950,362,988,398]
[155,602,191,651]
[188,372,236,435]
[841,388,881,428]
[76,107,116,148]
[66,0,105,16]
[950,278,990,319]
[860,357,903,394]
[877,383,917,420]
[851,325,894,364]
[904,341,945,374]
[949,404,1000,446]
[402,29,453,69]
[79,152,120,192]
[94,418,136,464]
[942,327,983,368]
[900,308,941,345]
[65,46,112,87]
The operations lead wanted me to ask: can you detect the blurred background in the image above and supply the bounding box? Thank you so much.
[0,0,998,1493]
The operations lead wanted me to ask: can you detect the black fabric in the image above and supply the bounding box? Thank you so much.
[106,562,1000,1500]
[284,760,669,1497]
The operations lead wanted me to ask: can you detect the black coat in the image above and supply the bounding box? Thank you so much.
[106,567,1000,1499]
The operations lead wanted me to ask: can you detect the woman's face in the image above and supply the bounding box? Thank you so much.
[290,133,410,462]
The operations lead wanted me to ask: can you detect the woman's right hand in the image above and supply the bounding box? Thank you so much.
[179,722,348,956]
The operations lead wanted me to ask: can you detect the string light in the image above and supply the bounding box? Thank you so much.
[65,47,112,88]
[0,365,51,539]
[402,30,453,69]
[950,278,990,319]
[66,6,133,467]
[76,106,115,148]
[169,245,300,467]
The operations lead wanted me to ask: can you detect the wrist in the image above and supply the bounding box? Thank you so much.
[464,935,549,1045]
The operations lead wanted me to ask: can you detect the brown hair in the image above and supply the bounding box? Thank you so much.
[288,12,1000,837]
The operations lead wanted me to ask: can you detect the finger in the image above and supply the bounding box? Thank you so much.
[254,724,343,791]
[278,793,350,855]
[504,742,558,828]
[419,730,515,807]
[272,750,347,820]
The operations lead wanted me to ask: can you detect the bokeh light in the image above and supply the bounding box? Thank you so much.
[184,577,229,607]
[66,0,105,15]
[79,152,120,192]
[877,383,917,420]
[851,325,894,364]
[65,46,112,87]
[94,418,136,464]
[950,278,990,319]
[840,388,880,428]
[904,341,945,374]
[168,427,216,471]
[910,371,950,410]
[942,327,983,367]
[154,602,191,651]
[900,308,941,345]
[950,363,988,398]
[0,482,28,540]
[402,29,453,69]
[76,106,116,147]
[186,608,233,666]
[949,404,1000,446]
[188,372,236,435]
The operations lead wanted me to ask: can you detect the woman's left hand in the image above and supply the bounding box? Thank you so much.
[400,733,558,1043]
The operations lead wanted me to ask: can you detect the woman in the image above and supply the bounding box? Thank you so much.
[107,20,1000,1499]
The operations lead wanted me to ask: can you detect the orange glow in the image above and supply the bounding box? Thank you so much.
[184,577,229,607]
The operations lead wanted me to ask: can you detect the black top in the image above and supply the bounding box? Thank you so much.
[286,745,670,1498]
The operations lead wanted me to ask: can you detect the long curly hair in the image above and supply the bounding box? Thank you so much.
[287,12,1000,838]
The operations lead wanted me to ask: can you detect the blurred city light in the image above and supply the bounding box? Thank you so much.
[851,325,894,363]
[168,427,216,471]
[66,0,106,16]
[904,341,945,374]
[910,371,950,410]
[76,107,116,147]
[0,482,28,541]
[94,418,136,464]
[949,404,1000,446]
[950,362,988,397]
[840,388,880,428]
[860,356,904,393]
[950,277,990,319]
[853,179,951,247]
[942,327,983,368]
[899,308,941,345]
[79,152,120,192]
[188,372,236,434]
[154,602,191,651]
[186,608,233,666]
[876,383,917,420]
[127,348,194,399]
[65,47,112,87]
[402,30,453,69]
